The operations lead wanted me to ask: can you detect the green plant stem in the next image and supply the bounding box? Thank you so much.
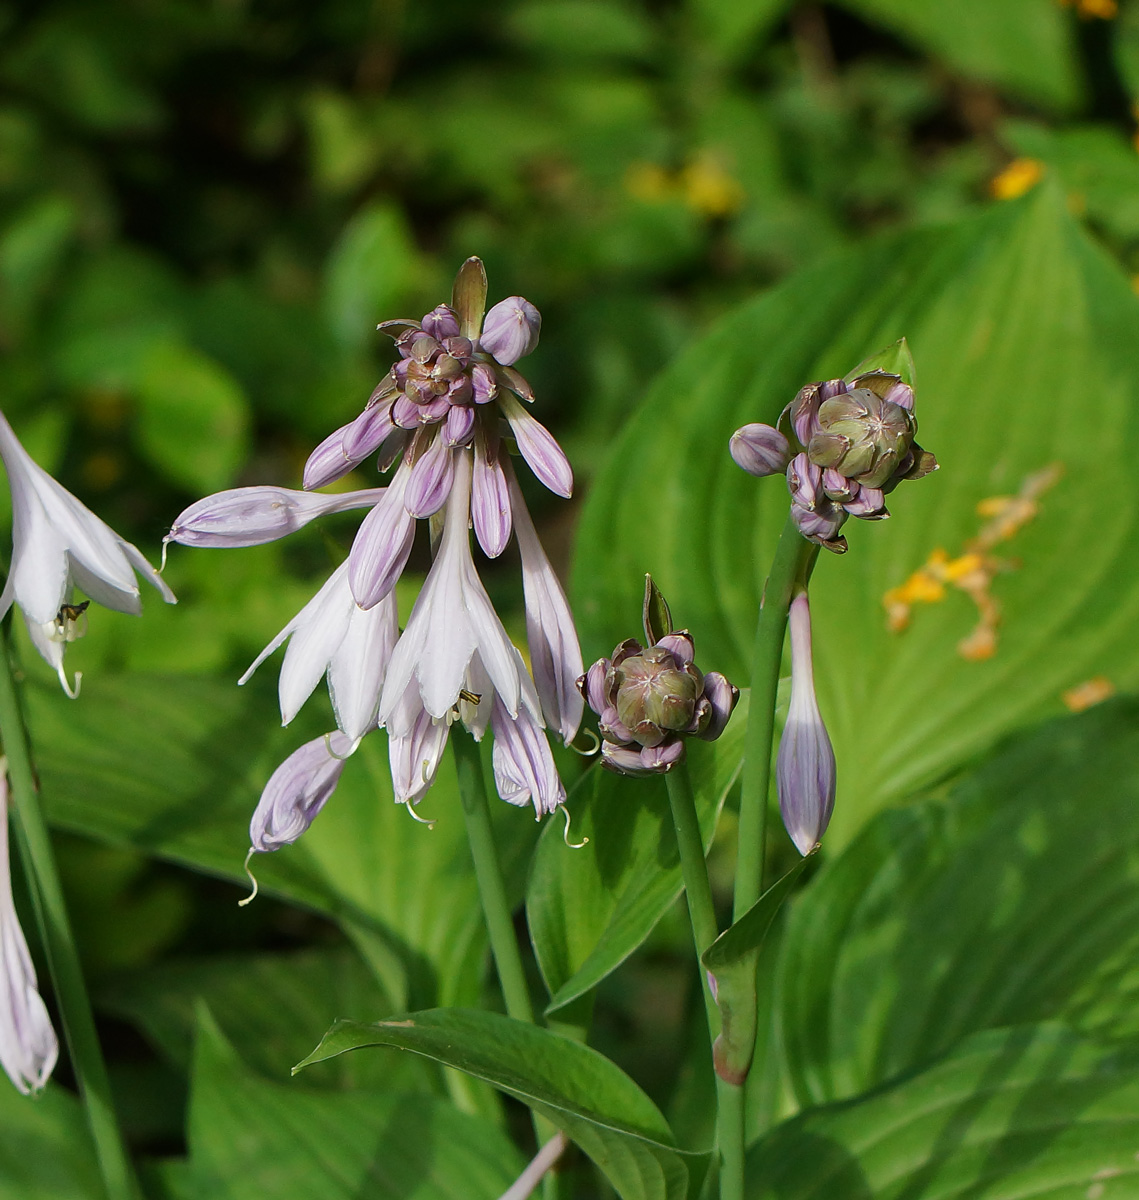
[734,513,818,920]
[665,763,744,1200]
[0,631,138,1200]
[452,730,564,1198]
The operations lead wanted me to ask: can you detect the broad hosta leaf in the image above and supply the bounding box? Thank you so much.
[748,1025,1139,1200]
[298,1007,694,1200]
[0,1083,100,1199]
[574,187,1139,846]
[98,946,430,1092]
[27,673,536,1012]
[179,1012,521,1200]
[528,695,746,1012]
[834,0,1079,110]
[778,699,1139,1109]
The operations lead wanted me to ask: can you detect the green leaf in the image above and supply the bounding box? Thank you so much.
[298,1007,694,1200]
[134,340,250,493]
[0,193,76,332]
[98,946,431,1092]
[843,336,915,387]
[182,1010,521,1200]
[0,1084,101,1198]
[701,858,808,1085]
[323,203,421,352]
[528,695,746,1012]
[574,186,1139,847]
[778,699,1139,1109]
[831,0,1080,110]
[747,1024,1139,1200]
[642,574,674,644]
[27,673,535,1013]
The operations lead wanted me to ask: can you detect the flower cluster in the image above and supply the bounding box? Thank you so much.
[169,259,582,855]
[578,580,737,775]
[731,369,937,554]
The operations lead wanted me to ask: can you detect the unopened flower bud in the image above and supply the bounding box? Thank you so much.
[730,423,791,478]
[808,387,915,490]
[479,296,542,365]
[250,732,356,853]
[777,592,835,856]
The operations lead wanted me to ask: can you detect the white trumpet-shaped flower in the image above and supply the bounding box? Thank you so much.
[0,772,58,1094]
[240,560,399,744]
[0,412,176,696]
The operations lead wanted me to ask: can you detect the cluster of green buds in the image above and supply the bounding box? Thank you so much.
[578,578,739,775]
[731,352,937,553]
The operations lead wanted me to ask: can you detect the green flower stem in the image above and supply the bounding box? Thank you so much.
[452,729,562,1199]
[665,763,743,1200]
[452,729,535,1025]
[0,631,139,1200]
[734,513,818,920]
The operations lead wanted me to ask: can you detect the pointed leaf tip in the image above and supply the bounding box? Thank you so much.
[643,575,674,645]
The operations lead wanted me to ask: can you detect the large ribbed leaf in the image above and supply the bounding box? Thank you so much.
[749,1025,1139,1200]
[574,186,1139,846]
[778,699,1139,1108]
[298,1007,695,1200]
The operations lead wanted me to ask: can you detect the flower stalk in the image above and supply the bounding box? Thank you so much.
[0,626,138,1200]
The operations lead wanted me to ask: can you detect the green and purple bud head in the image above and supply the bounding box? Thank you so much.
[577,578,739,776]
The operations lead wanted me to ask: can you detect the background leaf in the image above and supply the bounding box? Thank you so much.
[778,698,1139,1108]
[0,1083,101,1199]
[574,187,1139,847]
[747,1025,1139,1200]
[298,1007,694,1200]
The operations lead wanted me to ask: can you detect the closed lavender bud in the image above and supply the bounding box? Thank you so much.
[730,423,791,478]
[808,387,915,490]
[250,732,355,853]
[479,296,541,365]
[777,592,835,856]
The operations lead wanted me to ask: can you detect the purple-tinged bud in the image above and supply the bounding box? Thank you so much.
[730,423,792,478]
[613,646,701,743]
[472,436,512,558]
[578,658,611,715]
[303,422,360,490]
[250,731,355,852]
[348,465,416,609]
[392,394,421,429]
[499,393,573,498]
[343,400,396,461]
[471,362,497,404]
[821,468,855,503]
[657,631,695,667]
[697,672,739,741]
[479,296,542,365]
[491,697,565,815]
[788,380,846,446]
[421,304,461,340]
[443,403,476,448]
[788,454,848,552]
[777,592,835,856]
[844,485,887,519]
[389,701,450,805]
[404,438,455,519]
[637,738,685,773]
[600,741,652,775]
[809,388,915,490]
[168,486,385,549]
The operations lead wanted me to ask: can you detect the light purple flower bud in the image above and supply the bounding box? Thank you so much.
[443,404,476,448]
[250,731,355,852]
[844,485,888,519]
[471,362,497,404]
[657,632,695,667]
[777,592,835,856]
[697,672,738,742]
[343,401,396,461]
[404,439,455,519]
[579,659,610,714]
[638,738,685,773]
[388,695,451,805]
[730,424,791,478]
[349,464,416,609]
[303,422,360,490]
[882,381,913,410]
[392,395,421,429]
[472,437,512,558]
[499,393,572,498]
[167,486,383,549]
[421,304,461,340]
[479,296,542,365]
[600,741,652,775]
[491,697,565,816]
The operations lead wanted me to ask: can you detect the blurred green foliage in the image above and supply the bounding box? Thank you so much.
[5,0,1139,1195]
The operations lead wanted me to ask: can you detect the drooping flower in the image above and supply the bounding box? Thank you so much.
[579,578,738,776]
[776,591,835,855]
[249,732,356,853]
[0,412,176,696]
[0,771,57,1094]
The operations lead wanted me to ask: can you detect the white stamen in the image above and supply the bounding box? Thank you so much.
[237,848,259,907]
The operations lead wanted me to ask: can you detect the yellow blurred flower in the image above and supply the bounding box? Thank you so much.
[990,158,1045,201]
[679,155,744,218]
[1062,676,1115,713]
[624,162,672,203]
[1059,0,1117,18]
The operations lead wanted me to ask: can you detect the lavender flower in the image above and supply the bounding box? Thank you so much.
[172,258,582,838]
[0,411,176,696]
[777,591,835,855]
[731,365,937,554]
[579,579,738,776]
[0,771,57,1094]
